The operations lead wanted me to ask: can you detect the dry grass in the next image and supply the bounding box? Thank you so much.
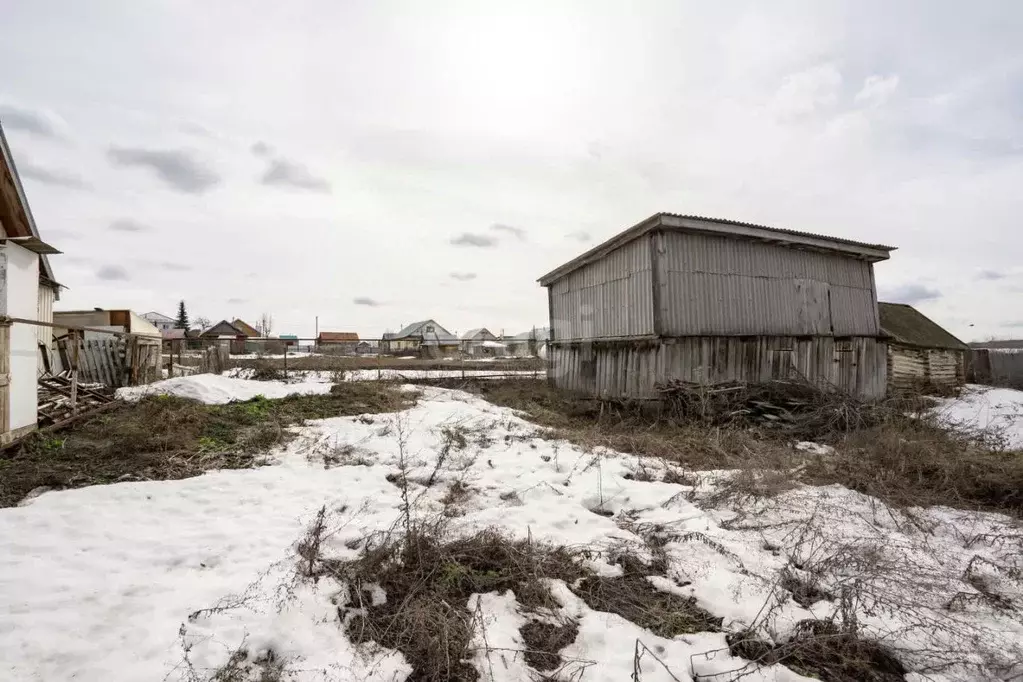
[727,621,907,682]
[465,379,1023,517]
[571,552,722,638]
[313,525,586,682]
[208,647,287,682]
[0,383,414,507]
[519,619,580,671]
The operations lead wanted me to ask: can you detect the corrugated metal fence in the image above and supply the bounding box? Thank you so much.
[970,349,1023,388]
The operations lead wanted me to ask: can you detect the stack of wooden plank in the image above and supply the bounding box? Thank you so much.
[37,373,115,428]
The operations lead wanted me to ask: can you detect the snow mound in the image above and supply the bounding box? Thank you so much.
[115,374,332,405]
[932,384,1023,448]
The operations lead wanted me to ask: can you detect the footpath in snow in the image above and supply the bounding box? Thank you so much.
[3,383,1022,681]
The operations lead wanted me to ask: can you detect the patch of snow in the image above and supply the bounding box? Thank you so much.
[226,367,542,382]
[794,441,834,456]
[2,385,1020,681]
[116,374,332,404]
[932,384,1023,448]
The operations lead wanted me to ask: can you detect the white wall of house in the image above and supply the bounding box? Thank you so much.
[0,242,40,431]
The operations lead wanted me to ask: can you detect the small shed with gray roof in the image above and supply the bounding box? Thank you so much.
[538,212,895,399]
[878,302,967,392]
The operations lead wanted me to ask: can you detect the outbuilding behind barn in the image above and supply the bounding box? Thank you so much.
[878,302,967,393]
[539,213,895,400]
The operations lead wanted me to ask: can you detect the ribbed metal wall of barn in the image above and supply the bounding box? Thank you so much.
[656,232,879,336]
[549,237,653,340]
[543,216,891,400]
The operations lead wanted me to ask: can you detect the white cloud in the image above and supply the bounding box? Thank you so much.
[770,63,843,119]
[855,74,900,107]
[1,2,1021,341]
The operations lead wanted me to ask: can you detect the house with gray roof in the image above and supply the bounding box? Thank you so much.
[382,319,459,356]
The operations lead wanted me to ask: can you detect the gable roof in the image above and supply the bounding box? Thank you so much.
[0,121,59,288]
[539,213,895,286]
[200,320,245,337]
[232,319,260,337]
[143,311,175,322]
[319,331,359,342]
[393,319,456,341]
[462,328,494,340]
[878,303,966,351]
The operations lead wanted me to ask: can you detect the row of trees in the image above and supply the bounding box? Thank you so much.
[174,301,272,336]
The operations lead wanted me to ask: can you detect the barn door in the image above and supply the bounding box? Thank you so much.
[795,279,833,335]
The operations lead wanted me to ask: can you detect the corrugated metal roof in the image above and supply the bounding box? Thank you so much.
[538,213,895,285]
[878,302,967,350]
[393,319,457,341]
[661,213,894,251]
[319,331,359,342]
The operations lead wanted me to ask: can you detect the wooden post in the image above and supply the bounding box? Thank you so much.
[69,329,79,415]
[283,343,288,383]
[0,319,11,442]
[377,352,382,381]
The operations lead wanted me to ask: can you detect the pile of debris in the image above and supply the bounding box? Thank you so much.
[656,378,904,440]
[37,373,115,428]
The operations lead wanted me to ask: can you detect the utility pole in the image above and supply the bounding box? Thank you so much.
[315,315,318,339]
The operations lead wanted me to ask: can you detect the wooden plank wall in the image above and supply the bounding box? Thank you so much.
[887,345,965,393]
[548,336,887,400]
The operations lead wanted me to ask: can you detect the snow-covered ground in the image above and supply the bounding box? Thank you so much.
[116,374,334,404]
[3,385,1021,681]
[225,367,542,382]
[118,369,541,405]
[932,384,1023,448]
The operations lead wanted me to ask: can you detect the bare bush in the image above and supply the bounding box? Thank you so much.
[327,526,586,682]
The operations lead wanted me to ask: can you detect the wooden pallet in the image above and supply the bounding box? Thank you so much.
[37,373,115,428]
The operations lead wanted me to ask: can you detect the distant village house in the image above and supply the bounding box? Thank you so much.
[316,331,359,354]
[383,319,458,357]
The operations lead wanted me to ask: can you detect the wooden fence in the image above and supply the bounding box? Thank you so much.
[53,335,162,387]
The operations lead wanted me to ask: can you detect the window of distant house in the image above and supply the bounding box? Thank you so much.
[425,325,434,332]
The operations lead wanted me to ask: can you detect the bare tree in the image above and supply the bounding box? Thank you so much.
[258,312,274,337]
[194,316,212,331]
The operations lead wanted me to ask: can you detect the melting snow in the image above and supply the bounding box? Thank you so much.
[932,384,1023,448]
[2,385,1021,681]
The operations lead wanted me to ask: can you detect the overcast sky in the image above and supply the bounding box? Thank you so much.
[2,1,1021,340]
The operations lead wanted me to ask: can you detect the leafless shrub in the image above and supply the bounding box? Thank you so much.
[780,568,834,608]
[249,360,284,382]
[296,505,328,579]
[209,647,287,682]
[328,366,347,385]
[519,619,580,672]
[704,468,798,508]
[323,526,586,682]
